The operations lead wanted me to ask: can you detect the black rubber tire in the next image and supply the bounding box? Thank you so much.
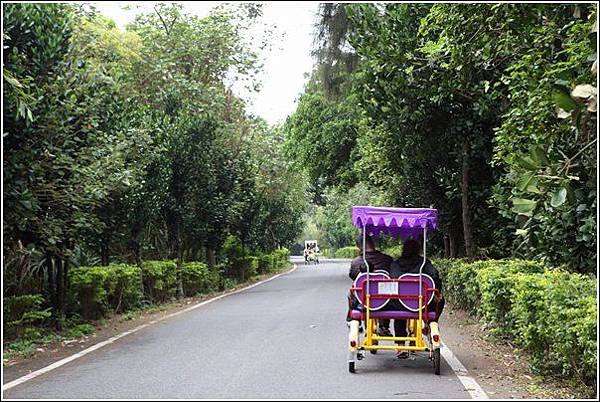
[349,361,355,373]
[433,348,441,375]
[370,349,377,354]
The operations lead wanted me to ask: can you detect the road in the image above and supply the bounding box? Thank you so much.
[4,257,472,399]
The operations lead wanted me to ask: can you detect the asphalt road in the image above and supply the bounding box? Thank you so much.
[4,257,472,399]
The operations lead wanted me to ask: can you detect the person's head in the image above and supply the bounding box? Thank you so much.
[402,238,421,258]
[355,233,376,251]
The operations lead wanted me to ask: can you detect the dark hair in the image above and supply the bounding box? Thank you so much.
[355,233,375,250]
[402,238,421,257]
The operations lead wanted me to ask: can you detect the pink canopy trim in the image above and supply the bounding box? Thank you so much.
[352,206,438,239]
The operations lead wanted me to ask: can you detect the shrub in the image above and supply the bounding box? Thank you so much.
[257,253,275,274]
[436,258,597,388]
[69,264,142,319]
[3,294,52,340]
[334,246,359,258]
[232,256,258,281]
[68,323,96,338]
[382,245,403,259]
[270,248,290,271]
[140,260,177,303]
[181,262,219,296]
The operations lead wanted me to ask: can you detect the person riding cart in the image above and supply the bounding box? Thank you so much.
[347,206,443,375]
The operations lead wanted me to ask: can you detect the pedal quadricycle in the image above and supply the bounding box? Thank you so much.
[347,206,442,375]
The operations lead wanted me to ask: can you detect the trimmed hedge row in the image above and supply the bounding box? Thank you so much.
[69,264,144,319]
[334,246,359,258]
[435,258,597,387]
[257,248,290,274]
[68,248,290,320]
[4,249,291,338]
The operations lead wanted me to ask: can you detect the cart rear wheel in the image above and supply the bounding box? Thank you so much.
[349,361,355,373]
[433,348,440,375]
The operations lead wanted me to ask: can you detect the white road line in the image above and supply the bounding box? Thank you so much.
[441,342,489,400]
[3,264,298,392]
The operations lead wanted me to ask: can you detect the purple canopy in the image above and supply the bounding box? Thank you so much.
[352,206,438,239]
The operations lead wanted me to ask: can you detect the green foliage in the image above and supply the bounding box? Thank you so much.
[69,264,142,319]
[230,256,259,282]
[257,248,290,274]
[3,294,52,339]
[306,183,387,250]
[3,2,306,329]
[67,323,96,338]
[140,261,178,303]
[382,245,403,259]
[334,247,359,259]
[290,3,596,271]
[181,262,219,296]
[283,89,361,192]
[436,258,597,387]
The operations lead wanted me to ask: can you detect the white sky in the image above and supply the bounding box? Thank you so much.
[93,1,319,126]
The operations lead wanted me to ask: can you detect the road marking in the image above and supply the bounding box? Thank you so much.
[441,342,489,400]
[3,264,298,391]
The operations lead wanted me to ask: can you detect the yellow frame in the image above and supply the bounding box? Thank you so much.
[362,294,428,351]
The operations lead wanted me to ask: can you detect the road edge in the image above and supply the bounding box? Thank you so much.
[441,342,489,400]
[2,263,298,392]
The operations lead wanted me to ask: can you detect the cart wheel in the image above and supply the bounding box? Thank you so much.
[433,348,440,375]
[349,361,355,373]
[370,349,377,354]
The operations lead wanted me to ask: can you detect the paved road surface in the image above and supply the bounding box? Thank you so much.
[4,257,472,399]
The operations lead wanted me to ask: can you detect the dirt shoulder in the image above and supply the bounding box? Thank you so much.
[440,304,588,399]
[3,266,294,385]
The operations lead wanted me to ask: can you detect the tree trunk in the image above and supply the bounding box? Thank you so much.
[449,234,456,258]
[129,223,142,265]
[62,257,69,318]
[206,248,216,268]
[461,146,476,259]
[46,252,56,309]
[443,235,450,258]
[55,257,63,330]
[100,234,110,266]
[176,238,184,299]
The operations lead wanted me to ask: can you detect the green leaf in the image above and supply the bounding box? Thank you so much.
[554,90,577,112]
[511,198,537,216]
[515,155,539,170]
[516,172,535,192]
[529,145,548,166]
[550,187,567,208]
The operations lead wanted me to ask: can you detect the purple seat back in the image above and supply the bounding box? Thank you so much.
[395,273,435,312]
[353,271,391,310]
[353,272,436,312]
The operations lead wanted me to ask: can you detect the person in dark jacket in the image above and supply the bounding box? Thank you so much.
[389,238,445,358]
[347,234,393,336]
[349,234,393,280]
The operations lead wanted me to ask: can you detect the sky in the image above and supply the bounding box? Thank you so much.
[93,1,319,126]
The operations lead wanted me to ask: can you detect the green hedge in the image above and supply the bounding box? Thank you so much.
[270,248,290,271]
[69,264,142,319]
[140,260,177,303]
[334,246,359,258]
[435,258,597,387]
[16,249,289,338]
[382,245,403,259]
[182,261,219,296]
[233,256,258,281]
[245,248,290,275]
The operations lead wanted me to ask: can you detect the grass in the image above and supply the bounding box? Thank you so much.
[3,332,65,361]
